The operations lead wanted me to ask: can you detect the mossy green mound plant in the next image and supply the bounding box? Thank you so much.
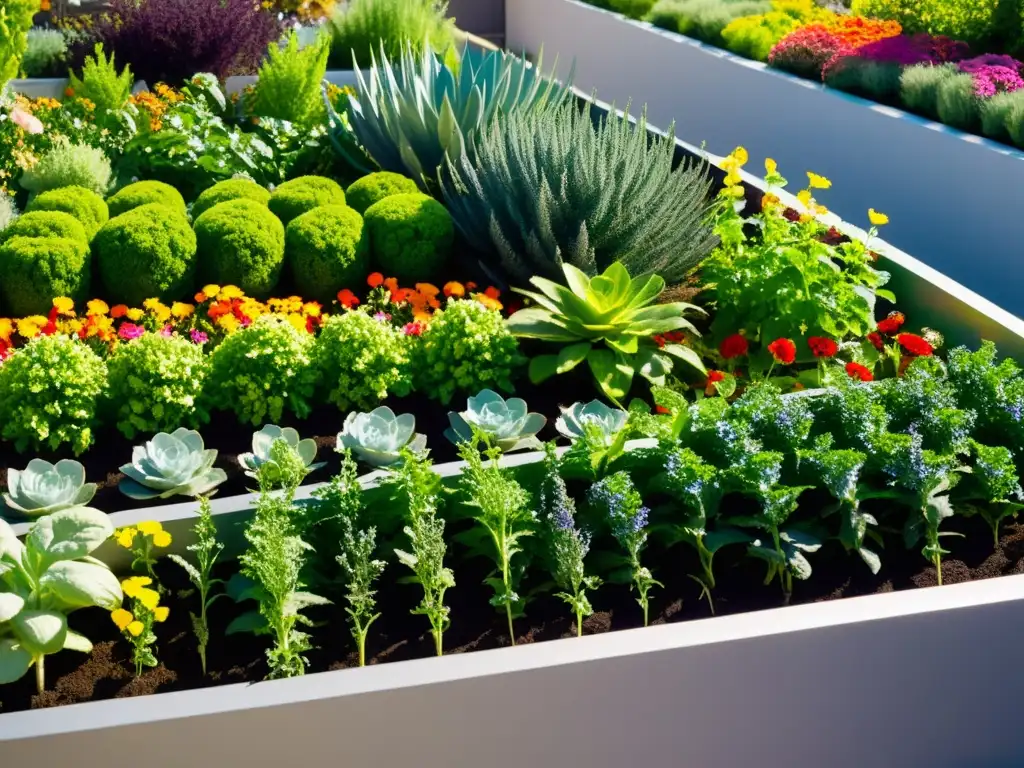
[194,199,285,298]
[191,178,270,220]
[93,203,197,306]
[346,172,419,215]
[268,176,346,225]
[107,180,187,218]
[19,141,112,198]
[25,186,109,239]
[0,236,91,316]
[364,193,453,282]
[0,211,88,245]
[286,205,368,303]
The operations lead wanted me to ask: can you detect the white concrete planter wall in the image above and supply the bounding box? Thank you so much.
[10,78,150,100]
[507,0,1024,318]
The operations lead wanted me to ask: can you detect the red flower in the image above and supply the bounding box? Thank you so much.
[897,333,933,357]
[484,286,501,300]
[845,361,874,382]
[808,336,838,358]
[663,331,686,344]
[782,207,801,222]
[719,333,748,359]
[337,288,360,309]
[402,322,424,337]
[867,332,884,350]
[704,370,726,396]
[654,405,671,415]
[767,337,796,365]
[876,311,905,334]
[652,334,666,349]
[367,272,384,288]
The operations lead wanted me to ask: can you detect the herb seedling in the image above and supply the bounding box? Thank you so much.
[113,520,172,581]
[111,576,169,676]
[168,497,226,675]
[457,434,536,645]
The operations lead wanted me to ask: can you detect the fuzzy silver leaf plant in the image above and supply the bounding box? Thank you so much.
[327,42,572,187]
[238,425,324,480]
[4,459,96,518]
[440,99,718,285]
[119,428,228,500]
[337,407,427,467]
[445,389,547,453]
[0,508,122,693]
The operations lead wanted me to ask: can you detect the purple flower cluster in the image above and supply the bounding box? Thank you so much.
[959,54,1022,73]
[968,65,1024,98]
[588,473,649,541]
[855,33,969,66]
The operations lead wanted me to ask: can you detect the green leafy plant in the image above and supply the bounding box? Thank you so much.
[947,341,1024,452]
[555,400,630,444]
[721,11,800,61]
[957,441,1024,546]
[118,428,227,500]
[363,193,453,283]
[68,44,133,129]
[239,425,324,484]
[0,334,107,455]
[457,435,536,645]
[3,459,96,519]
[900,63,959,121]
[0,235,91,316]
[0,210,89,245]
[0,0,35,86]
[329,0,455,68]
[346,171,419,215]
[250,30,331,130]
[936,72,981,132]
[107,180,187,218]
[337,407,426,467]
[20,140,113,198]
[649,0,772,46]
[445,389,547,453]
[168,497,225,675]
[191,178,270,220]
[22,29,67,78]
[0,508,121,693]
[268,175,347,226]
[389,450,453,656]
[26,185,109,239]
[509,261,705,404]
[286,205,368,303]
[441,101,717,285]
[194,199,286,298]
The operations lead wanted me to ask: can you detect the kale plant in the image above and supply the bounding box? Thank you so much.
[956,440,1024,547]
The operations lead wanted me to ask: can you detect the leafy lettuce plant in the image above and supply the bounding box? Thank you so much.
[119,429,227,501]
[0,508,122,693]
[445,389,547,453]
[4,459,96,519]
[337,407,426,468]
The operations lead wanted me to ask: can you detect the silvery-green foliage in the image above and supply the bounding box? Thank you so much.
[445,389,546,453]
[119,428,228,501]
[440,100,717,284]
[328,42,571,187]
[238,424,324,481]
[556,400,629,445]
[4,459,96,518]
[0,508,121,693]
[0,193,16,232]
[337,407,426,467]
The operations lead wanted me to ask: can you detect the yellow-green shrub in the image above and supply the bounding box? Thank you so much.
[851,0,999,47]
[721,11,800,60]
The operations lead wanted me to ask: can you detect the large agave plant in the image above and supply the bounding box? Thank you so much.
[440,99,718,285]
[3,459,96,518]
[119,429,227,501]
[326,42,572,187]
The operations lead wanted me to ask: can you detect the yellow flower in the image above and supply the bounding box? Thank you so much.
[121,576,153,598]
[137,588,160,611]
[52,296,75,315]
[868,208,889,226]
[0,318,12,341]
[111,608,133,630]
[797,189,813,207]
[171,302,194,319]
[286,313,307,334]
[154,606,170,623]
[152,530,172,548]
[115,527,137,548]
[806,172,832,190]
[137,520,163,536]
[729,146,748,166]
[724,168,742,187]
[761,192,781,211]
[217,314,240,333]
[86,299,110,316]
[220,285,244,300]
[16,317,42,338]
[765,158,777,175]
[723,185,745,199]
[202,284,221,298]
[127,621,144,637]
[302,302,322,317]
[126,308,144,321]
[473,293,503,312]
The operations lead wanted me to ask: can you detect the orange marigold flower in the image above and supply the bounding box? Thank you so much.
[474,293,503,312]
[465,281,478,292]
[0,318,12,342]
[876,311,905,335]
[110,304,128,319]
[194,292,207,303]
[367,272,385,288]
[443,281,465,298]
[337,289,360,308]
[208,301,232,319]
[415,283,440,297]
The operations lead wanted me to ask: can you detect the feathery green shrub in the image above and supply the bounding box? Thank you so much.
[107,180,187,218]
[364,193,452,282]
[0,0,35,86]
[249,29,330,130]
[721,11,799,61]
[936,72,981,132]
[20,141,112,198]
[440,101,717,284]
[328,0,455,68]
[0,236,91,316]
[825,58,903,101]
[23,28,67,78]
[68,44,133,124]
[194,199,286,298]
[26,186,109,239]
[900,63,959,121]
[648,0,771,46]
[269,176,346,225]
[286,205,367,302]
[979,90,1024,142]
[346,171,419,214]
[1007,92,1024,147]
[191,178,270,220]
[0,211,88,245]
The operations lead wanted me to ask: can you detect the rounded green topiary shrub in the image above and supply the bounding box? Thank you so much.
[286,205,368,302]
[105,330,210,439]
[194,199,286,298]
[364,193,454,282]
[0,236,91,316]
[0,334,107,455]
[191,178,270,220]
[346,172,420,215]
[26,185,109,239]
[0,211,88,245]
[93,203,197,306]
[313,310,412,410]
[206,314,316,426]
[268,175,346,225]
[107,180,187,218]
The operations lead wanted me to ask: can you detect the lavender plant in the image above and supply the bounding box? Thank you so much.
[539,444,600,636]
[588,471,660,626]
[457,435,536,645]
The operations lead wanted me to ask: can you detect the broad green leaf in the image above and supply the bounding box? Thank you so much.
[634,348,673,384]
[662,344,707,375]
[562,263,592,301]
[0,592,25,622]
[41,560,123,611]
[858,547,881,574]
[226,610,267,635]
[63,630,93,653]
[528,354,561,384]
[606,335,639,355]
[0,639,32,684]
[556,342,592,374]
[28,507,113,568]
[587,349,634,404]
[705,528,752,554]
[12,610,67,655]
[625,273,665,310]
[506,308,581,342]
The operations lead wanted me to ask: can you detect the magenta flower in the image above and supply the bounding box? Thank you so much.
[402,322,424,337]
[159,324,173,337]
[118,323,145,341]
[189,329,209,344]
[970,65,1024,98]
[10,108,44,135]
[959,54,1022,73]
[373,311,391,322]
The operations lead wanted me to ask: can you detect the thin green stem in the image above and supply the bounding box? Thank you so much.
[934,553,943,586]
[35,656,45,695]
[576,605,583,638]
[358,632,366,667]
[433,626,443,657]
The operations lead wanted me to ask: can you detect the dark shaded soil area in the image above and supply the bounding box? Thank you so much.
[2,510,1021,715]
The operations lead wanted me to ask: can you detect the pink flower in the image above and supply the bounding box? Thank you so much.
[10,108,44,135]
[189,329,209,344]
[959,54,1022,73]
[118,323,145,341]
[373,311,390,322]
[159,324,173,337]
[402,322,424,336]
[968,65,1024,98]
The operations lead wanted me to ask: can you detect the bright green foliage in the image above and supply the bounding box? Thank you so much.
[508,262,705,405]
[26,186,109,240]
[286,205,368,302]
[1009,93,1024,147]
[105,332,210,439]
[249,30,331,130]
[441,101,717,285]
[730,383,814,454]
[957,440,1024,546]
[331,44,571,187]
[191,178,270,220]
[415,299,524,405]
[601,0,657,19]
[107,181,187,218]
[0,334,107,455]
[851,0,1001,47]
[881,358,974,455]
[0,0,35,86]
[900,63,959,121]
[947,341,1024,451]
[268,176,346,225]
[206,314,316,426]
[979,91,1022,142]
[67,44,133,127]
[346,171,419,215]
[364,193,453,282]
[936,72,981,132]
[721,11,800,61]
[93,203,197,305]
[0,194,16,232]
[194,199,286,298]
[20,141,112,198]
[313,310,412,410]
[328,0,455,68]
[0,236,91,316]
[0,211,88,246]
[648,0,771,46]
[22,29,67,78]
